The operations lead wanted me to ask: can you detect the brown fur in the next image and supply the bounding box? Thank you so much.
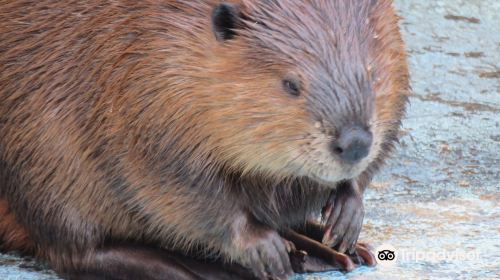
[0,0,409,277]
[0,198,34,253]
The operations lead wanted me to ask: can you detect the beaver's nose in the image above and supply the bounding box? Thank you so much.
[331,125,372,164]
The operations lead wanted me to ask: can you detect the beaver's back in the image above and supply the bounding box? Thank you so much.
[0,0,220,255]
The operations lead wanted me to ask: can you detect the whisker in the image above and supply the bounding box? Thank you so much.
[226,135,312,147]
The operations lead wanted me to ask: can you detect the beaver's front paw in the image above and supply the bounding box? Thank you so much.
[229,227,293,279]
[321,181,364,254]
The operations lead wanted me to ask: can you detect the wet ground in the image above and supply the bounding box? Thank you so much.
[1,0,499,279]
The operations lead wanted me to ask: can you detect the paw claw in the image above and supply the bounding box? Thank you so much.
[239,230,292,279]
[355,243,377,266]
[338,241,348,254]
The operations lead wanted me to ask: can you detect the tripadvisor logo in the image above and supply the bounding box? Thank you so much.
[375,244,397,267]
[378,249,395,261]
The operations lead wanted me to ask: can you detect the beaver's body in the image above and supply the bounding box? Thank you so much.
[0,0,409,278]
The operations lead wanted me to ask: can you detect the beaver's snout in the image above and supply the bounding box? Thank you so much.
[330,125,373,164]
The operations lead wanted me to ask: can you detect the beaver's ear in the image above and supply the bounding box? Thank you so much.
[212,3,241,41]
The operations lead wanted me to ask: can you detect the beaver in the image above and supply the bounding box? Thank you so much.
[0,0,409,279]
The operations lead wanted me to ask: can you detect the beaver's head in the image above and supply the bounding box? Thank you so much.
[165,0,408,185]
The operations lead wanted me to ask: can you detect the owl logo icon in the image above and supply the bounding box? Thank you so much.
[377,249,395,261]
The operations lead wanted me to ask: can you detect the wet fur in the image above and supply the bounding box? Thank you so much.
[0,0,409,276]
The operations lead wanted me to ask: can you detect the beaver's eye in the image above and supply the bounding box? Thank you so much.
[282,79,301,97]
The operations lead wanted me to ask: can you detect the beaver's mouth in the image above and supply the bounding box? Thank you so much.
[289,136,373,185]
[305,165,361,186]
[301,155,371,186]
